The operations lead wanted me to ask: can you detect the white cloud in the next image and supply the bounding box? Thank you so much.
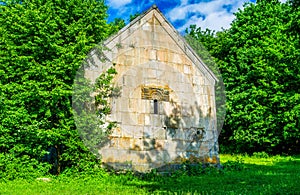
[177,10,235,33]
[107,0,155,23]
[180,0,189,6]
[167,0,250,32]
[107,0,132,9]
[168,6,188,21]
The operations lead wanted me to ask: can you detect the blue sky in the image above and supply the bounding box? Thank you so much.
[105,0,287,33]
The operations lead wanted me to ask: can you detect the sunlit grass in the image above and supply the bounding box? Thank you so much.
[220,153,297,166]
[0,154,299,195]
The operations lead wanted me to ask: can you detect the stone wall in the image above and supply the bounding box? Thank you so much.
[84,7,219,172]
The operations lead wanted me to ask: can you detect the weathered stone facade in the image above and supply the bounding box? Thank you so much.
[84,5,219,172]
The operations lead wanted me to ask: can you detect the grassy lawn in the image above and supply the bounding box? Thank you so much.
[0,154,299,195]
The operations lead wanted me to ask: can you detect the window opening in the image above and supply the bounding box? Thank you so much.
[154,99,158,114]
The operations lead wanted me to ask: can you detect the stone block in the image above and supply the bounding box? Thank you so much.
[130,138,143,151]
[110,127,122,137]
[128,98,138,110]
[115,55,126,65]
[114,99,123,112]
[186,141,201,152]
[155,39,170,49]
[149,49,157,60]
[156,70,164,78]
[108,137,119,148]
[144,114,150,125]
[203,95,209,105]
[124,75,137,87]
[154,139,165,150]
[164,141,177,153]
[194,86,203,95]
[143,138,156,150]
[205,77,212,85]
[123,112,137,125]
[157,50,167,62]
[143,126,153,138]
[165,128,177,140]
[147,69,157,78]
[173,53,183,64]
[151,115,163,126]
[178,82,187,93]
[133,164,151,172]
[131,126,144,138]
[100,148,128,163]
[137,113,145,125]
[153,128,166,139]
[118,137,131,149]
[121,124,135,137]
[142,22,151,31]
[148,61,159,69]
[184,65,191,74]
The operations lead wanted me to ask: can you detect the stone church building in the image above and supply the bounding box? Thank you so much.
[84,5,219,172]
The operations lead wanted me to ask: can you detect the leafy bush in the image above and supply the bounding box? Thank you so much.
[187,0,300,154]
[0,154,51,180]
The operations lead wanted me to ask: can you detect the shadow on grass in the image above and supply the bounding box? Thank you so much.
[124,156,300,194]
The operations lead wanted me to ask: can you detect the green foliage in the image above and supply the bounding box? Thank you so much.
[252,151,269,158]
[129,12,141,22]
[0,153,51,180]
[72,63,118,157]
[0,0,119,176]
[185,34,226,134]
[187,0,300,154]
[185,25,218,52]
[94,66,118,114]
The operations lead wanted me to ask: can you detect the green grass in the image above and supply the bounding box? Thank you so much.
[0,154,299,195]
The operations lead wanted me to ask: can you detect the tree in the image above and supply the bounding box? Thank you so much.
[187,0,300,154]
[129,12,141,22]
[0,0,122,175]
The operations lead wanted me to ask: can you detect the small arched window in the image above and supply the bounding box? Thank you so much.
[154,99,158,114]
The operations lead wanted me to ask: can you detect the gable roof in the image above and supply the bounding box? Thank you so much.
[103,5,218,84]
